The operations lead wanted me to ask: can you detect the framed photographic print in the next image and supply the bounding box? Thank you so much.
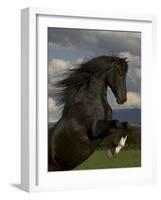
[21,8,156,192]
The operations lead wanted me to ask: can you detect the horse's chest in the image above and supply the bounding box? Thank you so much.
[95,99,112,120]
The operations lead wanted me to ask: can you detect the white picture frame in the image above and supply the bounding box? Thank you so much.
[21,7,157,192]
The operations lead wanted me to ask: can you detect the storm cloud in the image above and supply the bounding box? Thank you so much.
[48,28,141,56]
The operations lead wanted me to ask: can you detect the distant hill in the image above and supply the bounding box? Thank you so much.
[113,108,141,124]
[49,108,141,128]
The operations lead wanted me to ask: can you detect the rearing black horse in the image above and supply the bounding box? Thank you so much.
[48,56,128,171]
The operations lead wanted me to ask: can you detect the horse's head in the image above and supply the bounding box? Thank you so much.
[106,57,128,104]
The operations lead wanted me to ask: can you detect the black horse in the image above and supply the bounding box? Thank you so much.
[48,56,128,171]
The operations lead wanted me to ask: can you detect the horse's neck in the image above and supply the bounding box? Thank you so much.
[88,77,112,119]
[73,76,107,103]
[62,76,112,119]
[105,88,112,119]
[88,76,106,95]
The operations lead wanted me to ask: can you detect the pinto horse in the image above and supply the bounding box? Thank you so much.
[48,56,128,171]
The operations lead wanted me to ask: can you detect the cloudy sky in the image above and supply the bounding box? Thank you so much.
[48,28,141,123]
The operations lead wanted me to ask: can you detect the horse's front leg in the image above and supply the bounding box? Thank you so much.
[88,120,119,140]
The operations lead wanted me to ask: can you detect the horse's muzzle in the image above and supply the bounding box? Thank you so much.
[117,97,127,104]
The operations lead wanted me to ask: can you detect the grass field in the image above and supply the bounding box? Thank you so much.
[74,149,141,170]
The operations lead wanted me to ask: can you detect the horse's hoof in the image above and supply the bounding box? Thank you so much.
[114,135,127,155]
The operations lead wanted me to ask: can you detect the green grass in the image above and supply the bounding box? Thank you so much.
[74,149,141,170]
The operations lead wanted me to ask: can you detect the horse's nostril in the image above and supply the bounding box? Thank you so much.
[121,97,127,103]
[117,97,127,104]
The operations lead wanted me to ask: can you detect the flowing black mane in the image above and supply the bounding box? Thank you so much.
[55,56,128,107]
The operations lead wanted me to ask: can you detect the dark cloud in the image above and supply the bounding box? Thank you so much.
[48,28,141,56]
